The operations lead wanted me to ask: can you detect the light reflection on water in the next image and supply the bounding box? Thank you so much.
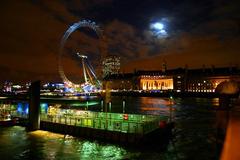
[0,97,221,160]
[0,126,128,160]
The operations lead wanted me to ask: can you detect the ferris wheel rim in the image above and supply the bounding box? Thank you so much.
[58,20,102,87]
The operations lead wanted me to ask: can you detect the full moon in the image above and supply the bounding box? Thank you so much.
[151,22,164,30]
[150,22,168,38]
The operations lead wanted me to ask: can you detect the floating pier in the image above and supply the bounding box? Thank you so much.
[13,111,172,144]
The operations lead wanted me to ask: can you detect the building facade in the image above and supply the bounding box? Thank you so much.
[103,67,240,93]
[102,55,120,78]
[139,75,173,90]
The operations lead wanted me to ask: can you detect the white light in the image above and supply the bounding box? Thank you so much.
[159,29,166,34]
[151,22,164,30]
[150,22,168,38]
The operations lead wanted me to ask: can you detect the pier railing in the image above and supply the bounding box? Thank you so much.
[40,111,166,135]
[12,111,167,135]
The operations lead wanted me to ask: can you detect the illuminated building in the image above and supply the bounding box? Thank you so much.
[43,82,64,89]
[183,67,240,93]
[102,55,120,78]
[2,81,27,94]
[140,75,173,90]
[3,81,13,92]
[42,82,64,92]
[25,82,31,89]
[103,71,174,91]
[103,67,240,93]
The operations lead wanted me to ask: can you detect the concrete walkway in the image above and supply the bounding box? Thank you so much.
[221,99,240,160]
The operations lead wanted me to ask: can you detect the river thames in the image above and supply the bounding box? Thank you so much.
[0,96,221,160]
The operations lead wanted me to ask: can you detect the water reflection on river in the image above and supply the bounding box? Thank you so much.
[0,97,220,160]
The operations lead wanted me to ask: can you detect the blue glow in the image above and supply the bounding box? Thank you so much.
[64,87,74,93]
[17,103,29,114]
[25,106,29,114]
[40,103,48,113]
[25,103,29,113]
[82,84,94,93]
[17,103,23,113]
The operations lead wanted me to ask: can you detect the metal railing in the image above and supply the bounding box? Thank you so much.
[40,111,167,134]
[10,111,167,135]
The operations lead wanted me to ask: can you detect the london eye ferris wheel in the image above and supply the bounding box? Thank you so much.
[58,20,102,93]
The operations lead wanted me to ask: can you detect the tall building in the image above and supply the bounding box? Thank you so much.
[102,55,120,78]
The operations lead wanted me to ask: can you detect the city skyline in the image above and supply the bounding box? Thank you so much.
[0,0,239,82]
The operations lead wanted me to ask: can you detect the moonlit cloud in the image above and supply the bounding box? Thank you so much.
[150,22,168,38]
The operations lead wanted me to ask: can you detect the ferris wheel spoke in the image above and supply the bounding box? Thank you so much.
[58,20,103,93]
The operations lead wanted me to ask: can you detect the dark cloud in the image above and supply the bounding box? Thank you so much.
[0,0,75,82]
[0,0,239,82]
[104,20,146,59]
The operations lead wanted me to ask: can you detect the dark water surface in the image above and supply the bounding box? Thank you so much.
[0,97,221,160]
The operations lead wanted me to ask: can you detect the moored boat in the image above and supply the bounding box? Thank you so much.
[0,113,17,126]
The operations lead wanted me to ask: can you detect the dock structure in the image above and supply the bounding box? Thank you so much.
[28,81,40,131]
[13,111,170,144]
[41,111,165,134]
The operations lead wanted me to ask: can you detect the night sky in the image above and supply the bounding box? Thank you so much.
[0,0,239,83]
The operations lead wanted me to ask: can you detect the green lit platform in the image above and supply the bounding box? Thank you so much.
[12,110,172,144]
[40,111,168,135]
